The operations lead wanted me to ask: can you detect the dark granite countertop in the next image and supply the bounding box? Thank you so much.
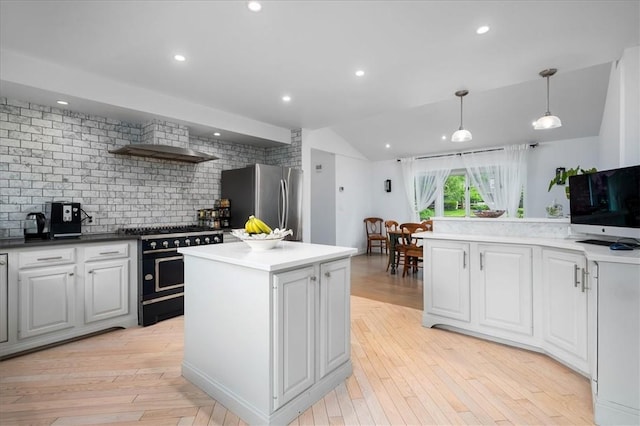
[0,233,139,249]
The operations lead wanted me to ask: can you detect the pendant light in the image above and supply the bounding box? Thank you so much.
[451,90,472,142]
[534,68,562,130]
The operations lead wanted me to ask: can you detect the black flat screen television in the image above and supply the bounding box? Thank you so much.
[569,165,640,239]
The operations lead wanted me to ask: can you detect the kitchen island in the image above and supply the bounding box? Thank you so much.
[178,240,357,425]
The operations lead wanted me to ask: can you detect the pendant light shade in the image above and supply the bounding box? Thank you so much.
[534,68,562,130]
[451,90,472,142]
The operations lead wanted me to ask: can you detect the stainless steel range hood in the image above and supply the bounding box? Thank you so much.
[109,120,218,163]
[109,144,218,163]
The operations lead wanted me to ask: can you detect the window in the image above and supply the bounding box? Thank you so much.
[420,170,523,218]
[443,172,487,217]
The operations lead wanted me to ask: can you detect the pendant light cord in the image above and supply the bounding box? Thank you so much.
[546,75,551,114]
[459,96,464,130]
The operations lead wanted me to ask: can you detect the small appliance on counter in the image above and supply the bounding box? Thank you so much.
[46,201,82,238]
[23,212,48,240]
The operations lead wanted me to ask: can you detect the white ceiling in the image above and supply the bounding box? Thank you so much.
[1,0,638,161]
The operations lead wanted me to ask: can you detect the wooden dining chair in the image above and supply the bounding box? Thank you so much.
[421,219,433,232]
[384,220,400,271]
[398,222,428,277]
[364,217,387,255]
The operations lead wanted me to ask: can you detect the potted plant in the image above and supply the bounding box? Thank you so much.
[548,166,597,199]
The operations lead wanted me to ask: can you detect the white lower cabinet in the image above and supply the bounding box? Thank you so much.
[592,261,640,425]
[18,264,76,339]
[424,241,532,340]
[1,240,138,358]
[318,258,350,379]
[477,244,532,336]
[424,240,470,322]
[541,249,588,373]
[84,258,129,323]
[272,258,351,410]
[273,266,316,410]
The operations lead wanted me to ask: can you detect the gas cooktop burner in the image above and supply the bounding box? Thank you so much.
[119,225,217,236]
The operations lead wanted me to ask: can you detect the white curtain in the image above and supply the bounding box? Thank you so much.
[461,144,529,218]
[400,158,418,221]
[401,156,453,221]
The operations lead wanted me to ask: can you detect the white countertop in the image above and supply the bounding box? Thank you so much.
[179,240,357,271]
[414,232,640,265]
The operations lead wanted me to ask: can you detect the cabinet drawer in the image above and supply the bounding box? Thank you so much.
[84,243,129,262]
[19,247,76,269]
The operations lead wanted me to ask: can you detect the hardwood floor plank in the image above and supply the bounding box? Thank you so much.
[333,382,360,426]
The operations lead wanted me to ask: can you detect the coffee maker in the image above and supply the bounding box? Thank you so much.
[24,212,48,240]
[46,202,82,238]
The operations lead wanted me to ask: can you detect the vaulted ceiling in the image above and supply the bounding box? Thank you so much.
[1,1,638,160]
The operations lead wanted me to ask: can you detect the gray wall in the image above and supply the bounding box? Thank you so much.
[0,97,300,238]
[310,149,336,245]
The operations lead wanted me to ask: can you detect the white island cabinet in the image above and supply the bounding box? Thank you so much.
[178,241,356,426]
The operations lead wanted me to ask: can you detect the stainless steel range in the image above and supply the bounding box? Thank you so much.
[119,225,223,326]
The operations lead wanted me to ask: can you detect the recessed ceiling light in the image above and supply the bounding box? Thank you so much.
[355,70,365,77]
[56,100,69,105]
[441,135,447,140]
[385,144,391,149]
[476,25,490,35]
[282,95,291,102]
[174,54,186,62]
[213,132,221,137]
[247,1,261,12]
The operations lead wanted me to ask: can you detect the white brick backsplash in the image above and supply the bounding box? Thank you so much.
[20,108,42,118]
[0,121,20,131]
[0,97,300,237]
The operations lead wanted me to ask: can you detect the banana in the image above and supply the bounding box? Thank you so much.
[245,215,272,234]
[245,216,257,234]
[253,216,272,234]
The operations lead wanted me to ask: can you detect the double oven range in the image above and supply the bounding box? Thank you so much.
[120,225,223,326]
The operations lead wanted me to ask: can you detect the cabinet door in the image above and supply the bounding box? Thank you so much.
[0,254,7,343]
[319,258,350,379]
[478,244,532,335]
[542,249,588,371]
[424,241,470,322]
[273,266,315,410]
[18,265,76,339]
[84,259,129,323]
[596,262,640,415]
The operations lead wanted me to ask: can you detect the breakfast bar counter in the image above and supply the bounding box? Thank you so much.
[178,241,356,425]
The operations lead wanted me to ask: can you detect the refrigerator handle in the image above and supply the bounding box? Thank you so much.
[279,179,286,229]
[281,178,289,229]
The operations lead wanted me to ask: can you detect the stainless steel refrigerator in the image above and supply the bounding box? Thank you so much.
[221,164,303,241]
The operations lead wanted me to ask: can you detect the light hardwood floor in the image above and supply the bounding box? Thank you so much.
[0,254,593,425]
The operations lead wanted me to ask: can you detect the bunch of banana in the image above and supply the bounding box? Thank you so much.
[245,215,272,234]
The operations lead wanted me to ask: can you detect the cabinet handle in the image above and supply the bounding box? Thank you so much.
[463,251,467,269]
[310,276,317,281]
[581,268,588,292]
[99,251,120,255]
[88,270,94,274]
[574,265,580,288]
[69,273,74,276]
[0,260,5,266]
[37,256,63,261]
[479,253,484,271]
[324,272,331,278]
